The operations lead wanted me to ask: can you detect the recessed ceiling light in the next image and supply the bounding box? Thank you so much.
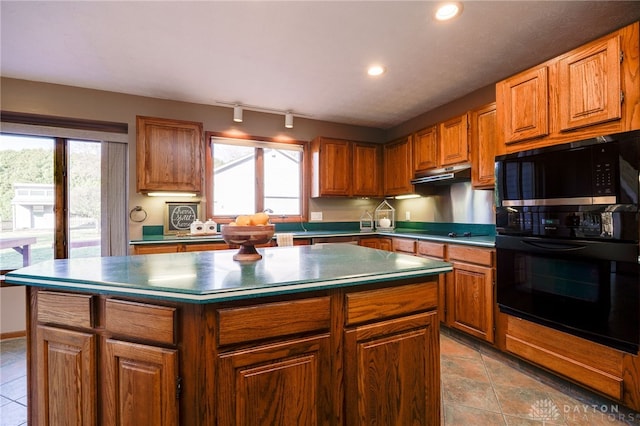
[435,2,463,21]
[367,65,386,76]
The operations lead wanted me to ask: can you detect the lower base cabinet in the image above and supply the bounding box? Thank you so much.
[344,312,440,426]
[28,277,440,425]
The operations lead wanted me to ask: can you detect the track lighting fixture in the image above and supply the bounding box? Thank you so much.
[285,112,294,129]
[233,105,243,123]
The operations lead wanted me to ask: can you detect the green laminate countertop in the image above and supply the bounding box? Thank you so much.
[130,229,495,248]
[6,244,452,303]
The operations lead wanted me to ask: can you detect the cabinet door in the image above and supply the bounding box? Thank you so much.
[439,113,469,166]
[103,339,179,426]
[383,136,413,196]
[353,142,381,197]
[217,334,332,426]
[558,34,621,131]
[133,244,181,255]
[500,67,549,144]
[344,312,440,426]
[35,326,96,426]
[448,262,494,343]
[413,125,439,172]
[470,102,497,188]
[136,116,203,193]
[311,137,351,197]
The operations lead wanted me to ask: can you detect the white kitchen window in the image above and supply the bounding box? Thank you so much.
[209,136,304,220]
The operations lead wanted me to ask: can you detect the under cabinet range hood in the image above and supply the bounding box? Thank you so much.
[410,163,472,185]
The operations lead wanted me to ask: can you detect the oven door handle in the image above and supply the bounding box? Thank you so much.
[521,240,586,252]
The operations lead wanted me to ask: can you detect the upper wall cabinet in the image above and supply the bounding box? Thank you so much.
[496,21,639,153]
[470,102,498,189]
[439,113,470,166]
[136,116,204,194]
[352,142,382,197]
[413,125,439,173]
[383,135,414,196]
[310,137,381,198]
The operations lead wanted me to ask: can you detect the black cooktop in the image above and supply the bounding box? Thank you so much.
[402,230,489,238]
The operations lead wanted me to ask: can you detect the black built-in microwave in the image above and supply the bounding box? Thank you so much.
[495,130,640,240]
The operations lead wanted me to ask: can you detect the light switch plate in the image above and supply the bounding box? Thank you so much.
[406,211,411,220]
[310,211,323,221]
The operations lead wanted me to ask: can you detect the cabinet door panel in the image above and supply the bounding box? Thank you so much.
[471,103,498,188]
[36,326,96,426]
[383,136,413,196]
[413,125,439,172]
[558,35,621,131]
[217,334,332,426]
[448,262,494,343]
[502,67,549,143]
[345,312,439,426]
[439,113,469,166]
[311,138,351,196]
[353,143,381,196]
[136,116,203,193]
[103,339,178,426]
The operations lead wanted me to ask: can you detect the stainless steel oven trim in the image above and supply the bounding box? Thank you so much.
[502,196,617,207]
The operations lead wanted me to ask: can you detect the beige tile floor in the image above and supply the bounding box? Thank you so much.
[1,330,639,425]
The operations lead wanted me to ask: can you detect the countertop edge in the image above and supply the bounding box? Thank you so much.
[8,265,453,304]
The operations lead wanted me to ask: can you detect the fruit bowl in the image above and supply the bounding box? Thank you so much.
[221,224,275,262]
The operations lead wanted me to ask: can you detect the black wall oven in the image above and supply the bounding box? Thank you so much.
[495,131,640,353]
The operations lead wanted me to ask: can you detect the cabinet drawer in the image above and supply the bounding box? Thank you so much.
[105,299,176,346]
[37,291,94,329]
[393,238,416,254]
[346,281,437,326]
[416,241,446,258]
[217,296,331,346]
[448,245,494,266]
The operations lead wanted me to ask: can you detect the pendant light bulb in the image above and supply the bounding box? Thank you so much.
[233,105,243,123]
[285,112,294,129]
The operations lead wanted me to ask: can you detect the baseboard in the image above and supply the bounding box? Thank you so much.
[1,330,26,340]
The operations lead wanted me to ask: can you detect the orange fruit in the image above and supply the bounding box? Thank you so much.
[251,212,270,225]
[235,215,252,226]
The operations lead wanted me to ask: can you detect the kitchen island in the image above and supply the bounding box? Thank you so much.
[7,243,451,426]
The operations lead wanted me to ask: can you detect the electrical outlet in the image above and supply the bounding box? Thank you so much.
[310,211,323,221]
[405,211,411,221]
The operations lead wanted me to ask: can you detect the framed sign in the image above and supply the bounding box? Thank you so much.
[164,202,200,234]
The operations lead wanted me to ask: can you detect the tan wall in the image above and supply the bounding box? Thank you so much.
[1,77,496,238]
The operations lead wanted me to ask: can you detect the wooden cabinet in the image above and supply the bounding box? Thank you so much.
[439,113,470,166]
[136,116,203,194]
[359,237,392,251]
[413,125,439,173]
[496,22,639,152]
[311,137,352,197]
[344,281,439,425]
[470,102,498,189]
[353,142,382,197]
[132,240,267,255]
[383,136,414,196]
[31,290,180,426]
[499,66,550,144]
[344,312,439,426]
[35,325,96,426]
[446,245,495,344]
[103,339,178,425]
[28,277,443,425]
[416,240,448,324]
[217,335,332,425]
[311,137,381,197]
[392,237,416,254]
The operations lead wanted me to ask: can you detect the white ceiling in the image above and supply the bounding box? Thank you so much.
[2,1,640,129]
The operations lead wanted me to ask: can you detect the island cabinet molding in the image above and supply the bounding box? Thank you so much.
[136,115,204,194]
[26,278,443,425]
[496,21,639,153]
